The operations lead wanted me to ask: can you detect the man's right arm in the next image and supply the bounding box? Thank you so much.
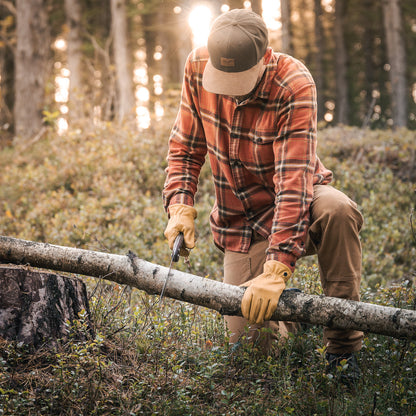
[163,50,208,211]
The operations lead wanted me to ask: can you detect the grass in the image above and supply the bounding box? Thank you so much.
[0,117,415,415]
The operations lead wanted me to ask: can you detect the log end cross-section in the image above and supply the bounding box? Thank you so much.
[0,265,92,348]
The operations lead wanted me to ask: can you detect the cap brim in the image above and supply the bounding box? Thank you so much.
[202,58,263,96]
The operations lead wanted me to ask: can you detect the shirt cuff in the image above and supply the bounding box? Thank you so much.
[266,251,298,273]
[168,193,194,209]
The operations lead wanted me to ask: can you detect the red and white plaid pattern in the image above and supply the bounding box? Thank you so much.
[163,47,333,271]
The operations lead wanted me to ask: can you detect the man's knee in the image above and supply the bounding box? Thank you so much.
[323,278,361,301]
[329,199,363,231]
[313,186,363,231]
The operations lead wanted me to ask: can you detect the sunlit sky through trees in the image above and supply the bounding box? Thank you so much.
[52,0,415,132]
[54,1,282,132]
[188,1,281,47]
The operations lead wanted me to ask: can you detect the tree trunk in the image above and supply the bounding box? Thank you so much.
[280,0,292,55]
[0,40,14,137]
[110,0,135,122]
[142,10,157,105]
[64,0,84,120]
[176,0,193,76]
[382,0,407,127]
[159,7,179,87]
[334,0,349,125]
[250,0,262,16]
[0,236,415,340]
[14,0,50,140]
[228,0,244,9]
[0,265,92,348]
[0,2,15,137]
[362,0,376,117]
[313,0,325,122]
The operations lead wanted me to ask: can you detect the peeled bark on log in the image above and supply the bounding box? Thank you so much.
[0,265,91,348]
[0,236,415,339]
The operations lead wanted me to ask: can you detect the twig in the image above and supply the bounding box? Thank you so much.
[0,0,16,15]
[362,95,377,129]
[14,126,47,150]
[103,285,130,319]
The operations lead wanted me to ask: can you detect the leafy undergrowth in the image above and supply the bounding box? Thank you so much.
[1,278,415,415]
[316,127,416,288]
[0,120,415,415]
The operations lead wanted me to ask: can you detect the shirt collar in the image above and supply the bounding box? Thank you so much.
[252,53,278,101]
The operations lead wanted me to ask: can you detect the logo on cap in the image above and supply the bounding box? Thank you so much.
[220,57,235,67]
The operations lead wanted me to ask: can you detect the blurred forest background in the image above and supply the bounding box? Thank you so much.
[0,0,416,142]
[1,2,416,414]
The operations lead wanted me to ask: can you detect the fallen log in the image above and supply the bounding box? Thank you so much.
[0,235,415,339]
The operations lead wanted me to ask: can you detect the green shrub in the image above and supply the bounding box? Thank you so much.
[1,279,415,415]
[0,121,415,415]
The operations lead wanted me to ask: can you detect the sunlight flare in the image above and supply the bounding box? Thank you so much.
[55,75,69,103]
[262,0,281,31]
[188,5,213,47]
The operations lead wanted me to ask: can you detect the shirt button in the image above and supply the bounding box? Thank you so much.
[231,159,241,167]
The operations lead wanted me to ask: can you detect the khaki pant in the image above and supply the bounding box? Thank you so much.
[223,185,364,355]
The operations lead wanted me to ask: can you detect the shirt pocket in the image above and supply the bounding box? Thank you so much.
[249,130,275,145]
[242,130,276,172]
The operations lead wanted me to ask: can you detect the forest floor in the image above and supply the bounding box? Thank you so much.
[0,119,415,415]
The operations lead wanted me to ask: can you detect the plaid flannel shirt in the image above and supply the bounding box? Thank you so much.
[163,47,333,271]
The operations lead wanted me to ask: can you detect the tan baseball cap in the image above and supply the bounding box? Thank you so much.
[202,9,269,96]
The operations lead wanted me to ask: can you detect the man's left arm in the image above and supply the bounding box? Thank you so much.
[241,78,317,324]
[266,80,317,271]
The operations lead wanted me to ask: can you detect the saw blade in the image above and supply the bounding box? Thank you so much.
[159,232,184,302]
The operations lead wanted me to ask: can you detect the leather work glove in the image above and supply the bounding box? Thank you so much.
[240,260,292,324]
[164,203,197,255]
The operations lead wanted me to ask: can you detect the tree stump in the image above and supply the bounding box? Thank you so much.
[0,265,92,348]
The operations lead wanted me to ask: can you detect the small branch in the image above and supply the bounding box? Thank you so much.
[361,95,377,129]
[0,1,17,15]
[15,126,47,151]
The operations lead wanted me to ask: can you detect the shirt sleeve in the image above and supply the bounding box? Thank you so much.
[162,52,208,211]
[266,77,317,271]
